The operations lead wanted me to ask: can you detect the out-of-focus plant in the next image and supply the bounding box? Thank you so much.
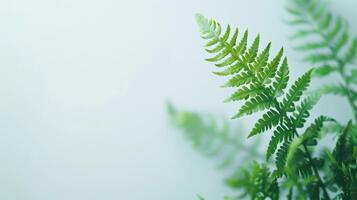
[167,103,262,168]
[286,0,357,120]
[167,102,265,198]
[283,0,357,199]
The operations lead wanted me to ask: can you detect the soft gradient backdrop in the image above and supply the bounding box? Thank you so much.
[1,0,356,199]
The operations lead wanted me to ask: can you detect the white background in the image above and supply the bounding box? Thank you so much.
[0,0,356,199]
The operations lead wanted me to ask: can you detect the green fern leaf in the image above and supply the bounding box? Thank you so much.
[244,35,260,63]
[272,57,289,97]
[281,69,313,113]
[236,30,249,55]
[206,49,230,62]
[223,72,253,88]
[275,141,290,176]
[267,123,292,160]
[215,55,237,67]
[252,43,271,73]
[292,94,321,129]
[225,84,263,102]
[257,48,284,84]
[233,93,274,118]
[248,109,281,138]
[213,62,245,76]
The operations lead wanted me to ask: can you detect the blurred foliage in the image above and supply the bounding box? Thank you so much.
[167,102,268,199]
[286,0,357,120]
[166,102,262,169]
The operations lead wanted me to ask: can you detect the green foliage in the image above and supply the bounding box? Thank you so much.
[285,2,357,197]
[167,102,264,199]
[284,2,357,197]
[188,12,357,200]
[327,121,357,200]
[196,14,321,178]
[166,102,262,169]
[167,5,357,199]
[226,162,279,200]
[286,0,357,120]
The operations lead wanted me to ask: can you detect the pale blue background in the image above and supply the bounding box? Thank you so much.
[0,0,356,199]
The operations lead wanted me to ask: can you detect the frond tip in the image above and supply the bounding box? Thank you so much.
[195,13,211,35]
[195,14,291,118]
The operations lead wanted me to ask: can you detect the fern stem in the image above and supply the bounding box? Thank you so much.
[302,144,331,200]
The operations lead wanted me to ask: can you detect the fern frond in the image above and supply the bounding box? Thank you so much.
[196,14,315,122]
[195,15,343,199]
[196,15,322,178]
[166,102,263,168]
[287,0,357,121]
[168,104,226,152]
[287,0,357,74]
[197,14,287,118]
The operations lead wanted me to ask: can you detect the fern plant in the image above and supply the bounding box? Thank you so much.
[191,13,357,199]
[286,0,357,121]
